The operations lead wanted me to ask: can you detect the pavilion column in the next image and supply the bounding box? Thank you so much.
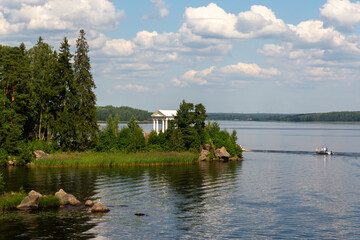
[153,119,155,132]
[156,119,159,133]
[162,119,165,133]
[165,118,168,131]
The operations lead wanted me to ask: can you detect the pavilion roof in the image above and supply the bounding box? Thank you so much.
[151,110,177,118]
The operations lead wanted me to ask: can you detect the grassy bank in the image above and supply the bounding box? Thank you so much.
[32,151,198,167]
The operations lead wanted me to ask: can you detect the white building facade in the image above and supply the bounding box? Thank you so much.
[151,110,177,133]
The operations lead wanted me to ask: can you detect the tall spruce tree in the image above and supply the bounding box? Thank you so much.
[74,29,98,150]
[56,37,78,150]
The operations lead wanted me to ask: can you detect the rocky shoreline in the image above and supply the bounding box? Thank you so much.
[199,144,243,162]
[16,189,110,213]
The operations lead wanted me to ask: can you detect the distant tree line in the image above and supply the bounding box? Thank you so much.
[0,29,98,164]
[96,105,151,122]
[207,112,360,122]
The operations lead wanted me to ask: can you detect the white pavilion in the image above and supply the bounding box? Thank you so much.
[151,110,177,133]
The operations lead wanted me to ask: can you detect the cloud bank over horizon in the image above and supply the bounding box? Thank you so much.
[1,0,360,113]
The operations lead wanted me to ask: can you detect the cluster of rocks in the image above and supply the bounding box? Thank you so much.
[16,189,110,213]
[7,156,16,166]
[199,144,242,162]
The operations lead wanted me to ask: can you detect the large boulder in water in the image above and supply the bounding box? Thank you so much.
[17,195,39,210]
[55,189,81,206]
[215,147,230,161]
[91,202,110,212]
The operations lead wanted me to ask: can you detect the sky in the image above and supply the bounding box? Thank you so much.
[1,0,360,113]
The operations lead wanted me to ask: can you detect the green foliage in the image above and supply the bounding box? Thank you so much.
[0,148,7,165]
[204,121,242,158]
[73,29,99,150]
[39,195,61,208]
[0,172,4,194]
[95,115,145,153]
[0,188,27,212]
[0,31,99,158]
[97,105,151,122]
[168,100,207,151]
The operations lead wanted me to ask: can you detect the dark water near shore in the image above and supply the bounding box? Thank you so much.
[1,121,360,239]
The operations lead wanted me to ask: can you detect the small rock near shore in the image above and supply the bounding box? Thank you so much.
[91,202,110,212]
[55,189,81,206]
[85,200,94,207]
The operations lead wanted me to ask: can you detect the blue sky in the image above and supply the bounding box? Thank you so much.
[1,0,360,113]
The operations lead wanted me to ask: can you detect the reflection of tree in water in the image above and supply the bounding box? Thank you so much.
[3,167,100,201]
[146,162,243,233]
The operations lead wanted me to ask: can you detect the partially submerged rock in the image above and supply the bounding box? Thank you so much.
[17,195,39,210]
[33,150,50,160]
[91,202,110,212]
[134,212,147,216]
[55,189,81,206]
[85,200,94,207]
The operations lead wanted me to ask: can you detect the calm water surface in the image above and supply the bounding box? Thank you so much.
[1,121,360,239]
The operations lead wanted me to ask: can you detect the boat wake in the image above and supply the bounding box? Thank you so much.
[244,149,360,157]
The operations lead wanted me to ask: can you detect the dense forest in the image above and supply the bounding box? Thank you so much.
[0,29,98,163]
[96,105,151,121]
[207,112,360,122]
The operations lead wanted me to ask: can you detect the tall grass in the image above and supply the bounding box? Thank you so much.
[0,191,27,212]
[38,195,60,208]
[33,151,198,167]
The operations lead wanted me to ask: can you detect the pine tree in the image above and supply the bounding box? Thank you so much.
[56,37,78,150]
[74,29,99,150]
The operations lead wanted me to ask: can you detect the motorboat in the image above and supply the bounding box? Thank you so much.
[316,147,333,155]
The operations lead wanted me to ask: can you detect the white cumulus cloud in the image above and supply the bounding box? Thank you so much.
[115,84,149,92]
[320,0,360,32]
[142,0,169,20]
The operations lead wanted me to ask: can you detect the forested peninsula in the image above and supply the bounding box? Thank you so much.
[0,32,241,167]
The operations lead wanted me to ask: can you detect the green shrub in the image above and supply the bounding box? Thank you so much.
[0,188,27,212]
[0,148,8,166]
[0,172,4,194]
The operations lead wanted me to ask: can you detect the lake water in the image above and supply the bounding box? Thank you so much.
[1,121,360,239]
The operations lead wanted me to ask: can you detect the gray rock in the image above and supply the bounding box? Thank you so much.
[17,195,39,210]
[203,144,210,151]
[199,149,210,161]
[91,202,110,212]
[215,147,230,161]
[33,150,50,160]
[55,189,81,206]
[28,190,43,198]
